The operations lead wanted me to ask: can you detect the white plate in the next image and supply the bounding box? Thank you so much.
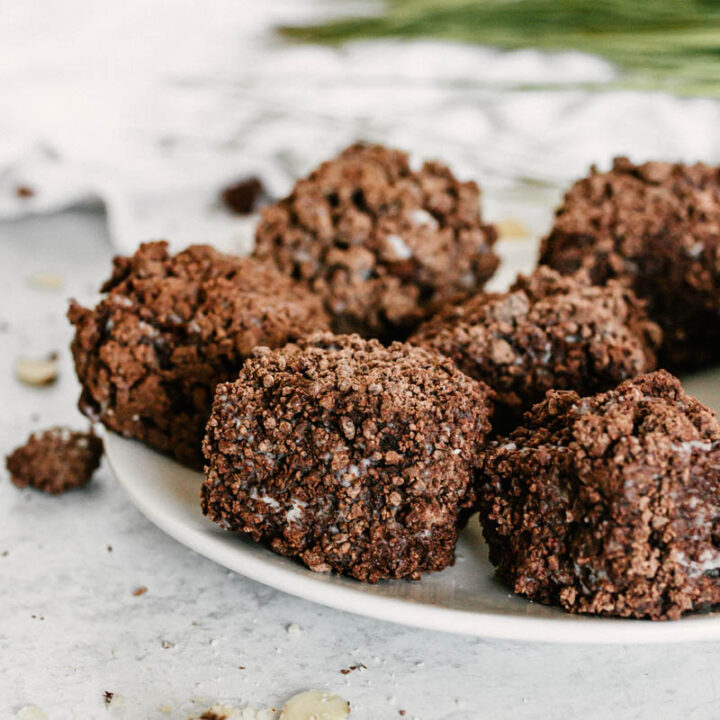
[104,237,720,644]
[105,361,720,646]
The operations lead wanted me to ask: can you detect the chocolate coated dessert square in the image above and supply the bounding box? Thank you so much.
[69,241,329,468]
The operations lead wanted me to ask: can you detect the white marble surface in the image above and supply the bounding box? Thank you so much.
[5,0,720,255]
[2,210,720,720]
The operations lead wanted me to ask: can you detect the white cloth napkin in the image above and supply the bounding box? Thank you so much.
[4,0,720,256]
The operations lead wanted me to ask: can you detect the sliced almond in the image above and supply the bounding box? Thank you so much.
[14,354,58,386]
[28,272,64,291]
[105,693,125,710]
[16,707,48,720]
[279,690,350,720]
[496,218,531,240]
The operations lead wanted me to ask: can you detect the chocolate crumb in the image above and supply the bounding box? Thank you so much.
[104,691,114,707]
[221,176,265,215]
[6,427,102,494]
[340,663,366,675]
[199,711,226,720]
[16,185,35,198]
[107,545,113,552]
[132,586,148,597]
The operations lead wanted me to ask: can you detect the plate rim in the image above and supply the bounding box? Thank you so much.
[104,432,720,645]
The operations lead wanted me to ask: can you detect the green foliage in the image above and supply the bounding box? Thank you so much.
[280,0,720,95]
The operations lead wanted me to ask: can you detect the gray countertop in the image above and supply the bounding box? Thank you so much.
[2,210,720,719]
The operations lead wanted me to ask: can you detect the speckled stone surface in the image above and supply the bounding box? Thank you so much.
[3,211,720,719]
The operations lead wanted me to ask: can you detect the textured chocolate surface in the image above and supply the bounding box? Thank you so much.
[411,266,661,428]
[68,241,329,469]
[6,427,102,494]
[477,371,720,620]
[540,157,720,369]
[253,143,498,341]
[202,333,494,582]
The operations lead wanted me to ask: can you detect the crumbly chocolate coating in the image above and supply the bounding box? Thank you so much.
[253,143,498,341]
[202,333,494,582]
[411,266,661,428]
[68,241,329,469]
[540,157,720,369]
[6,427,102,494]
[477,371,720,620]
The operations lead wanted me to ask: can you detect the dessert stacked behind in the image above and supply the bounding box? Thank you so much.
[410,266,661,428]
[540,158,720,370]
[253,142,498,342]
[69,241,330,469]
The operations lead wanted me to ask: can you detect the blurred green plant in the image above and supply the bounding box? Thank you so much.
[280,0,720,95]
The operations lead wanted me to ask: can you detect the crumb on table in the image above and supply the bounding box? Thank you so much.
[6,427,102,494]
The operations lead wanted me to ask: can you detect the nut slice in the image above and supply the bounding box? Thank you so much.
[279,690,349,720]
[28,272,64,291]
[14,354,58,386]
